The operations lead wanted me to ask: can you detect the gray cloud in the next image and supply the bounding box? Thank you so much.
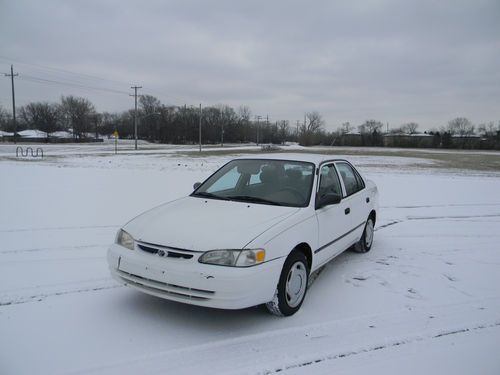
[1,0,499,130]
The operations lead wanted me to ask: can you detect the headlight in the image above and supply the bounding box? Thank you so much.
[116,229,134,250]
[199,249,265,267]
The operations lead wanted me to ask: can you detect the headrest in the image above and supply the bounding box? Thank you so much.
[260,166,279,183]
[286,169,302,181]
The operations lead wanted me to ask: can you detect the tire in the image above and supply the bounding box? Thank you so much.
[266,251,309,316]
[353,217,374,253]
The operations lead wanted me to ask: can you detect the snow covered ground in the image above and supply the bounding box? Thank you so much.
[1,143,500,374]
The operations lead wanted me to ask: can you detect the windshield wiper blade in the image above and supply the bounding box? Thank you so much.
[227,195,283,206]
[192,192,231,201]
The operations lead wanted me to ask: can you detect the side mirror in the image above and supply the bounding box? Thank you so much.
[193,182,201,190]
[315,193,341,209]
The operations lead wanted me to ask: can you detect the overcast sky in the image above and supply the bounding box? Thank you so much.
[1,0,499,131]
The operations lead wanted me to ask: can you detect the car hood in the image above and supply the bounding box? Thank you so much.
[123,196,300,251]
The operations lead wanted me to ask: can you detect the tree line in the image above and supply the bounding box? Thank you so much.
[1,95,499,149]
[331,118,500,149]
[0,95,319,145]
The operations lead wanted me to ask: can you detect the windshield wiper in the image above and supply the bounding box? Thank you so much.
[192,191,231,201]
[226,195,283,206]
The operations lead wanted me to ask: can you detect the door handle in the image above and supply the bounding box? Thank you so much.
[345,207,350,215]
[366,197,370,203]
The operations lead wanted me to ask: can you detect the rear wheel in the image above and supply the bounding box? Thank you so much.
[353,217,374,253]
[266,251,309,316]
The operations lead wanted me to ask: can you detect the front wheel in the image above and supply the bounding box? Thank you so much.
[266,251,309,316]
[353,217,374,253]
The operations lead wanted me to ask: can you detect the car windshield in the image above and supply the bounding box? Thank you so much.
[192,159,315,207]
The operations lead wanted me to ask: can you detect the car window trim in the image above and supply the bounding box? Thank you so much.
[335,161,365,198]
[316,162,345,202]
[192,158,317,208]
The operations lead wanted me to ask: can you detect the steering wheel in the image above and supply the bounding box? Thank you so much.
[277,187,305,201]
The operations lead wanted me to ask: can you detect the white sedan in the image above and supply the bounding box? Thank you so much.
[108,154,378,316]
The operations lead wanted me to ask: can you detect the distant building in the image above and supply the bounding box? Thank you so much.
[383,133,434,148]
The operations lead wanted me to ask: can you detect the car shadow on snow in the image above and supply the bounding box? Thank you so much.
[115,290,278,335]
[111,248,380,336]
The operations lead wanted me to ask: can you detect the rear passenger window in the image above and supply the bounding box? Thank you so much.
[336,163,364,196]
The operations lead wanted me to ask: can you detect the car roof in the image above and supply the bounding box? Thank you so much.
[235,153,348,166]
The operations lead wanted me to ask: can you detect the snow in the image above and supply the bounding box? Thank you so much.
[51,131,73,138]
[1,144,500,374]
[17,129,48,138]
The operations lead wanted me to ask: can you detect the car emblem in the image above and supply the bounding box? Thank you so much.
[157,249,166,257]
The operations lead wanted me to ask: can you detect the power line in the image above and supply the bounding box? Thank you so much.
[18,74,130,95]
[0,56,191,103]
[0,55,131,88]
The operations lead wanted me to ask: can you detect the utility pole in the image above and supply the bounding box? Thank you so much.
[94,115,98,140]
[221,126,224,147]
[199,103,202,152]
[221,121,224,147]
[256,115,262,145]
[130,85,142,150]
[4,65,18,143]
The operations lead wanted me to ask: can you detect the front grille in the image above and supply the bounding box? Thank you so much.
[137,244,194,259]
[116,269,214,301]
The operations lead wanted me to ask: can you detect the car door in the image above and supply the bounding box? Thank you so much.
[335,162,368,244]
[314,163,354,267]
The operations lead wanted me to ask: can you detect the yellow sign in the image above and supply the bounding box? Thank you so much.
[113,130,119,138]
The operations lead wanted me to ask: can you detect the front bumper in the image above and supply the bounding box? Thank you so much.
[107,244,283,309]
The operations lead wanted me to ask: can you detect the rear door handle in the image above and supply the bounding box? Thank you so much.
[345,208,350,215]
[366,197,370,203]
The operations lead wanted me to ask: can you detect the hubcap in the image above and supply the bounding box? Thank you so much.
[365,219,374,248]
[285,262,307,308]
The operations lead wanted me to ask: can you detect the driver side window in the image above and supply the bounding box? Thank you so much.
[318,164,342,198]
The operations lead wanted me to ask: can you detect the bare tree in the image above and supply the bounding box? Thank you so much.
[0,105,10,131]
[447,117,475,148]
[477,121,497,137]
[339,121,353,135]
[237,106,251,124]
[139,95,162,115]
[401,122,419,134]
[359,119,383,134]
[358,120,384,146]
[299,111,324,145]
[278,120,289,144]
[60,96,96,138]
[306,111,324,132]
[447,117,474,136]
[19,102,59,136]
[237,106,252,142]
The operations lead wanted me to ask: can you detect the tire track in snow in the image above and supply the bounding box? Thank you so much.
[381,203,500,209]
[375,213,500,232]
[260,321,500,374]
[375,220,403,231]
[0,224,119,233]
[0,284,122,306]
[0,243,109,254]
[72,298,500,375]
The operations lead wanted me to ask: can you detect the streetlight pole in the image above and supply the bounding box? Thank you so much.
[255,115,262,145]
[199,103,202,152]
[130,85,142,150]
[221,122,224,147]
